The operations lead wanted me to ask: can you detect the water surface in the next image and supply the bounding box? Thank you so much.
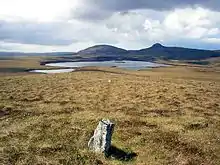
[30,69,75,74]
[45,60,167,70]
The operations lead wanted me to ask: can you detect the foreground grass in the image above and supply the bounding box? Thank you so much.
[0,66,220,165]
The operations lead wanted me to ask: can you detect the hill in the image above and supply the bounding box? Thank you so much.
[134,43,220,60]
[77,45,128,56]
[76,43,220,61]
[1,44,220,61]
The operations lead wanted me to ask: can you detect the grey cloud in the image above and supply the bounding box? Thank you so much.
[167,38,220,50]
[72,0,220,20]
[71,6,110,21]
[87,0,220,11]
[0,21,76,45]
[0,19,119,47]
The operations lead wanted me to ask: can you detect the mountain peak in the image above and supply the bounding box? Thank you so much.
[77,44,127,55]
[151,43,164,48]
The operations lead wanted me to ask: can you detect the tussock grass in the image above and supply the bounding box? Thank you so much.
[0,66,220,165]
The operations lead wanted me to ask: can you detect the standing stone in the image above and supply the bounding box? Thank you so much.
[88,119,115,153]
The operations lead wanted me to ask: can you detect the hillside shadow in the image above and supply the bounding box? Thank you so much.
[106,146,137,161]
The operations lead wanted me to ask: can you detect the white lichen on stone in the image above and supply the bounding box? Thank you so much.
[88,119,115,153]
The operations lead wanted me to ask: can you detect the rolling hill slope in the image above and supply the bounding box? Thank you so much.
[77,45,128,56]
[76,43,220,61]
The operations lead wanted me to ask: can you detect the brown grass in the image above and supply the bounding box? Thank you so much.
[0,56,62,76]
[0,63,220,164]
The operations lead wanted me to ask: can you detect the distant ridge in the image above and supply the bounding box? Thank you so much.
[0,52,75,57]
[132,43,220,60]
[1,43,220,61]
[77,43,220,61]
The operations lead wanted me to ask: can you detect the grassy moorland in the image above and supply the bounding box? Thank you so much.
[0,59,220,165]
[0,56,64,76]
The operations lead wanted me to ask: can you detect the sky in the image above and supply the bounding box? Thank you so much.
[0,0,220,52]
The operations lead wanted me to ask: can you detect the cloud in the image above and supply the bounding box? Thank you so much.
[203,38,220,44]
[103,7,220,48]
[0,0,220,52]
[0,41,97,53]
[96,0,220,11]
[71,0,220,21]
[0,0,74,22]
[0,20,76,45]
